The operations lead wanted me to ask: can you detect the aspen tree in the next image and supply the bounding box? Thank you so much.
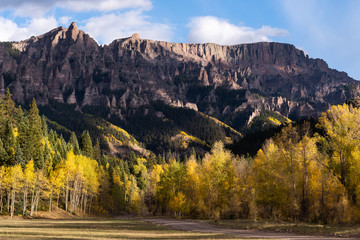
[23,160,35,215]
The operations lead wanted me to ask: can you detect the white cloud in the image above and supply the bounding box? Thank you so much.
[0,17,20,41]
[0,17,58,41]
[0,0,152,17]
[0,0,164,44]
[83,10,173,44]
[187,16,288,45]
[59,16,72,26]
[60,0,152,12]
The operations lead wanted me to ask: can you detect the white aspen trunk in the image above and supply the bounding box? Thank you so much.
[30,184,37,216]
[7,188,10,213]
[49,187,53,212]
[65,177,69,212]
[23,185,28,215]
[0,188,3,213]
[10,190,15,218]
[0,183,2,213]
[75,180,80,211]
[88,195,93,215]
[79,192,83,213]
[57,190,60,209]
[35,190,40,214]
[83,194,87,214]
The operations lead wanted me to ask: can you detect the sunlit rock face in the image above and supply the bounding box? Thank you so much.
[0,22,359,128]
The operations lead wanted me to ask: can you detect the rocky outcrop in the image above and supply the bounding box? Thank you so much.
[0,22,359,130]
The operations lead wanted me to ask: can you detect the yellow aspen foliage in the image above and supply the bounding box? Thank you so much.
[251,140,291,218]
[0,166,4,213]
[133,157,148,189]
[64,151,100,213]
[317,104,360,203]
[198,142,239,219]
[184,156,200,207]
[23,160,35,214]
[169,192,187,218]
[128,175,141,215]
[6,164,23,217]
[148,164,164,196]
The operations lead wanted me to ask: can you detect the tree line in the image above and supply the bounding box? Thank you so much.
[1,89,360,224]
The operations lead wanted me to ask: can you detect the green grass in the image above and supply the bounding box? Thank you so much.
[0,218,244,240]
[206,219,360,238]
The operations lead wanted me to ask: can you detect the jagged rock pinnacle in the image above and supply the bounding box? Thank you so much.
[67,22,80,41]
[132,33,140,40]
[69,22,78,31]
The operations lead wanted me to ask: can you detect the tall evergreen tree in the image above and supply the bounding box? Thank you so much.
[14,144,24,168]
[80,130,93,158]
[4,121,16,165]
[57,135,67,159]
[0,138,7,165]
[128,152,137,174]
[69,132,80,155]
[93,139,101,162]
[41,115,48,138]
[3,89,16,124]
[48,130,57,149]
[21,98,44,169]
[43,143,52,175]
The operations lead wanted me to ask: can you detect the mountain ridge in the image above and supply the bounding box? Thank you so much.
[0,22,359,153]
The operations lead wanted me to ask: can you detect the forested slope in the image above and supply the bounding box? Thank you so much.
[1,90,360,223]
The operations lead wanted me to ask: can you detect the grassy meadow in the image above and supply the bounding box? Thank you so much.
[0,218,240,240]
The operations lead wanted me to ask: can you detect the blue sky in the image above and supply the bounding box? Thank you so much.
[0,0,359,79]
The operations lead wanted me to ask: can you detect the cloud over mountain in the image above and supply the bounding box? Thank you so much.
[187,16,288,45]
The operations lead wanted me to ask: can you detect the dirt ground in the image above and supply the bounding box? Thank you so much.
[143,218,357,240]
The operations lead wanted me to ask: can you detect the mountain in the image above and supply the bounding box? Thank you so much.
[0,22,358,154]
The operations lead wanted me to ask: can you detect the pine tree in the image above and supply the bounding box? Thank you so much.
[22,99,44,169]
[80,130,93,158]
[3,89,16,125]
[14,144,24,168]
[146,153,156,170]
[14,106,24,126]
[128,152,137,174]
[43,143,53,175]
[0,138,7,165]
[93,139,101,162]
[4,122,16,166]
[68,132,80,155]
[57,135,67,159]
[48,130,57,149]
[41,115,48,138]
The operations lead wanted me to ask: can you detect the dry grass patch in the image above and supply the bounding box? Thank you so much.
[0,218,244,240]
[206,219,360,238]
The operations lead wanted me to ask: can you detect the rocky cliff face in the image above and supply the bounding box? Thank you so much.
[0,22,358,130]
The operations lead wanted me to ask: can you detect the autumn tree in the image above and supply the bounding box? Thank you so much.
[23,160,35,214]
[317,104,360,203]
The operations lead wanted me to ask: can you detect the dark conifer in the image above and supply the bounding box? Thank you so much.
[23,99,44,169]
[93,139,101,162]
[14,144,24,168]
[69,132,80,155]
[80,130,93,158]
